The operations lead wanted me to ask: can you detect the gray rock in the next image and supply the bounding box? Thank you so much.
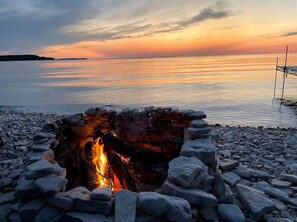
[25,160,56,179]
[223,172,241,187]
[34,174,67,194]
[18,198,46,222]
[75,193,113,215]
[190,119,208,128]
[34,205,64,222]
[185,127,211,139]
[267,218,294,222]
[0,178,13,189]
[271,179,292,188]
[9,158,23,170]
[30,139,56,152]
[233,166,251,179]
[181,138,216,165]
[0,191,16,204]
[90,187,112,201]
[287,197,297,207]
[218,184,234,204]
[46,186,89,211]
[15,178,43,198]
[115,189,138,222]
[200,207,219,221]
[236,184,276,218]
[63,212,114,222]
[161,181,217,207]
[8,168,23,179]
[264,187,289,202]
[213,170,225,197]
[0,203,12,222]
[280,174,297,184]
[248,169,270,180]
[26,149,55,163]
[0,127,7,147]
[219,159,239,171]
[188,111,206,119]
[85,108,97,117]
[33,132,56,141]
[138,192,191,222]
[270,198,287,211]
[167,156,207,188]
[218,204,245,222]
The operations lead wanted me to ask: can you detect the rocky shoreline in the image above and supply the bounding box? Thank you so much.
[0,107,297,221]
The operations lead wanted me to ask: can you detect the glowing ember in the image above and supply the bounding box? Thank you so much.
[91,138,110,188]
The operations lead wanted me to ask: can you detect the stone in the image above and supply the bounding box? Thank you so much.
[200,207,219,221]
[248,169,270,180]
[161,181,217,207]
[287,198,297,207]
[9,158,23,169]
[233,166,251,179]
[271,179,292,188]
[223,172,241,187]
[90,187,112,201]
[167,156,207,188]
[46,186,89,211]
[33,132,56,141]
[0,191,16,204]
[267,218,294,222]
[181,138,216,165]
[138,192,191,222]
[236,184,276,218]
[63,212,114,222]
[25,160,57,179]
[8,168,23,179]
[188,111,206,119]
[75,193,113,215]
[34,174,67,194]
[18,198,46,222]
[280,174,297,184]
[0,127,7,147]
[218,204,245,222]
[15,179,43,198]
[264,187,289,202]
[0,203,12,222]
[219,159,239,171]
[85,108,97,117]
[0,178,13,189]
[42,122,59,132]
[218,184,234,204]
[185,127,211,139]
[270,198,287,211]
[190,119,208,128]
[34,205,64,222]
[27,149,55,163]
[213,170,225,197]
[115,189,138,222]
[30,141,52,151]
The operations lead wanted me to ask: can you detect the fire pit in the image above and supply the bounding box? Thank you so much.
[14,106,230,222]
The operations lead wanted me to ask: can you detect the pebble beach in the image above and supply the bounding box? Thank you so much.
[1,106,297,221]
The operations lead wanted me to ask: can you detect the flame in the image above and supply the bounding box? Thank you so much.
[91,138,110,188]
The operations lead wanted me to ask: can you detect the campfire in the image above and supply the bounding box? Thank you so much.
[53,107,191,192]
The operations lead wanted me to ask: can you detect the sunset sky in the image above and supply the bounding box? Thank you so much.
[0,0,297,58]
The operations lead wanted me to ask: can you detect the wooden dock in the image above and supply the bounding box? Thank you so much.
[273,46,297,98]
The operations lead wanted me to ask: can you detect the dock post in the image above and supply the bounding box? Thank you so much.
[281,46,289,99]
[273,57,278,98]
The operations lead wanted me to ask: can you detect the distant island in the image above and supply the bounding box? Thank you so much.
[0,54,55,62]
[0,55,88,62]
[57,58,87,60]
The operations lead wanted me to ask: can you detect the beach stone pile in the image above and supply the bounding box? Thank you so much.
[0,107,297,221]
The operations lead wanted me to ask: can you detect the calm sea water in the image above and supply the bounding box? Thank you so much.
[1,54,297,127]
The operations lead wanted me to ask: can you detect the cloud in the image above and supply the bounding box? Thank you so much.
[282,31,297,37]
[0,0,233,54]
[62,1,232,41]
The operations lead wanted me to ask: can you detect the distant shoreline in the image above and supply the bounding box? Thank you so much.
[0,54,54,62]
[0,54,88,62]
